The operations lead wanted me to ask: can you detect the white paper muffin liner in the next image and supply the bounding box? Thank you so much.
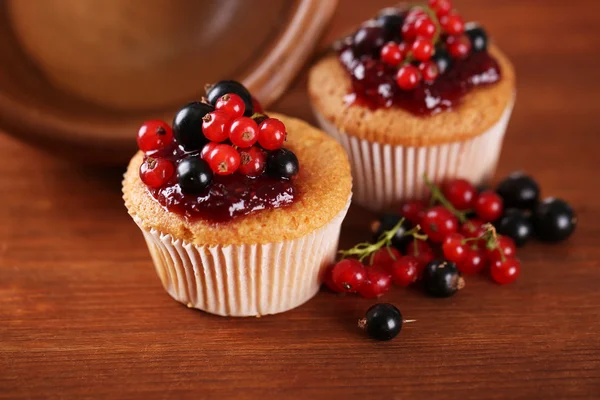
[133,198,350,317]
[313,100,514,212]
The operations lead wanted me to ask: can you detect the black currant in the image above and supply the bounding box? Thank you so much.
[432,48,452,74]
[176,156,213,194]
[371,214,413,251]
[172,102,214,151]
[206,80,254,117]
[267,149,299,179]
[376,8,404,42]
[352,22,386,56]
[496,209,533,247]
[465,23,488,52]
[496,172,540,210]
[358,303,403,341]
[422,260,464,297]
[533,198,577,242]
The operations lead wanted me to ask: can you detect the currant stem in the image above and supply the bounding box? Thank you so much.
[423,174,469,223]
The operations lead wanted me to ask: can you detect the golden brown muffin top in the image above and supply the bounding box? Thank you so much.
[308,45,516,147]
[123,113,352,246]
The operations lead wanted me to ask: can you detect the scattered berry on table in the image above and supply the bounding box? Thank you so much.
[358,303,405,341]
[405,240,435,275]
[533,198,577,242]
[485,235,516,263]
[496,172,540,210]
[475,190,504,222]
[215,93,246,119]
[390,256,419,286]
[422,259,465,297]
[358,266,393,298]
[139,157,174,188]
[238,146,266,177]
[400,201,427,225]
[457,247,487,274]
[137,120,173,153]
[371,214,414,250]
[442,178,477,211]
[267,148,299,179]
[258,118,287,150]
[323,264,343,293]
[331,259,367,292]
[421,206,458,243]
[176,156,213,194]
[201,111,232,143]
[496,209,534,247]
[490,258,521,285]
[206,80,254,116]
[229,117,259,148]
[371,247,402,268]
[172,101,214,151]
[207,144,241,175]
[442,233,468,263]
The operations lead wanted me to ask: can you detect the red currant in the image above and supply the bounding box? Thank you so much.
[485,235,517,262]
[331,259,367,292]
[238,146,266,177]
[202,111,232,142]
[396,65,421,90]
[421,206,458,243]
[398,42,411,56]
[442,178,477,210]
[440,11,465,35]
[201,142,218,162]
[215,93,246,119]
[252,97,263,114]
[323,264,343,293]
[381,42,404,66]
[414,17,437,39]
[371,247,401,269]
[460,218,487,238]
[207,144,241,175]
[411,38,434,62]
[139,157,174,188]
[457,247,488,274]
[418,61,439,83]
[429,0,452,16]
[390,256,419,287]
[229,117,259,148]
[258,118,286,150]
[406,8,427,21]
[400,200,427,225]
[490,258,521,285]
[358,266,392,299]
[442,233,468,263]
[137,120,173,153]
[475,190,504,221]
[446,34,472,59]
[405,240,435,276]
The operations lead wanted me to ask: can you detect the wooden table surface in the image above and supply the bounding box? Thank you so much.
[2,0,600,398]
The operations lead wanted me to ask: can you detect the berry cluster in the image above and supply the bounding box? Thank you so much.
[349,1,488,91]
[325,172,576,298]
[136,80,299,194]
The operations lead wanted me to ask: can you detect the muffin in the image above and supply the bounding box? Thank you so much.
[308,3,516,212]
[123,81,352,317]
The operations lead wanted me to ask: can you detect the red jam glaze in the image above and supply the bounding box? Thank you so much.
[144,145,296,223]
[338,46,501,115]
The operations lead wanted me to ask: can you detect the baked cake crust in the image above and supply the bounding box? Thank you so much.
[308,44,516,147]
[123,113,352,246]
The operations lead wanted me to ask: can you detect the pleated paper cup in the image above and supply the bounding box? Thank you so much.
[313,100,514,212]
[133,198,350,317]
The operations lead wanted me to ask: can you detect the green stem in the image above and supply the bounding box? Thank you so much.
[423,175,469,223]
